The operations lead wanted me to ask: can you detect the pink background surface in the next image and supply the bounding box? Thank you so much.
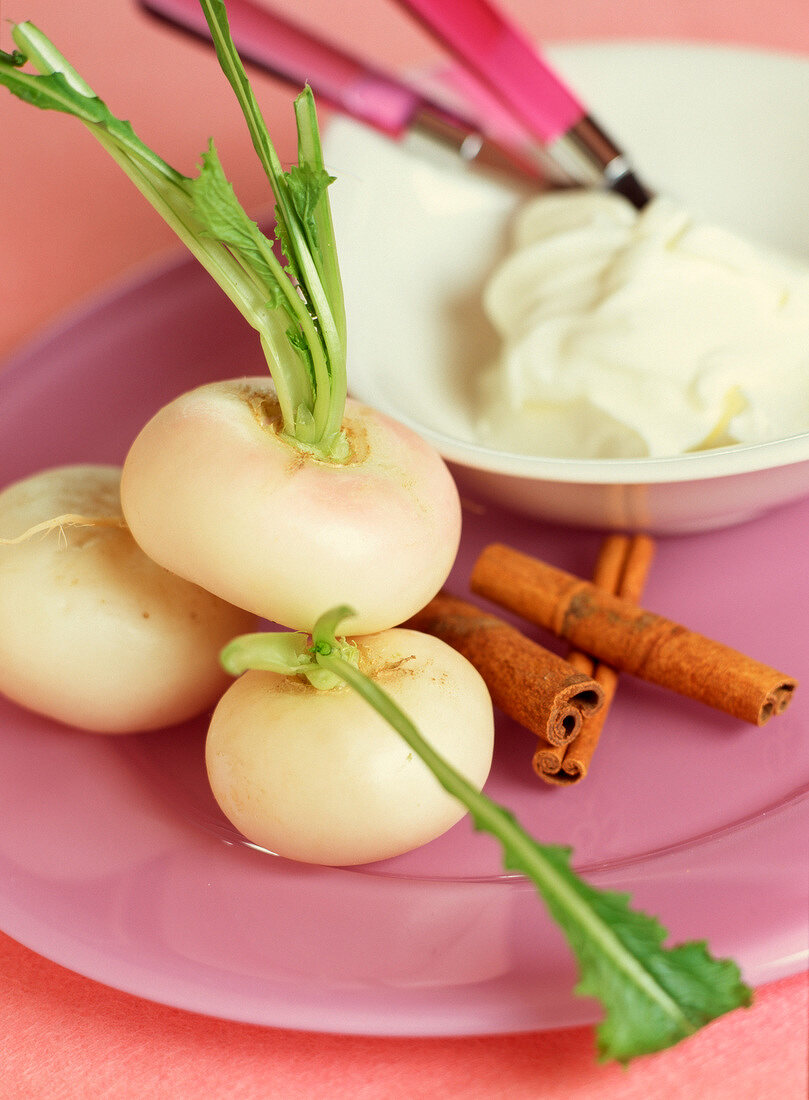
[1,0,808,1095]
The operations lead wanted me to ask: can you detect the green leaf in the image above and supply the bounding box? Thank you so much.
[292,88,344,319]
[291,86,347,445]
[285,164,335,242]
[0,48,25,66]
[526,845,753,1062]
[220,628,342,690]
[0,62,86,112]
[221,616,358,691]
[0,57,182,182]
[188,141,286,307]
[310,604,356,652]
[221,630,311,677]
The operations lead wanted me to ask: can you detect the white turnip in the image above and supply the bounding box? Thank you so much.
[0,465,255,732]
[208,622,494,865]
[121,379,460,633]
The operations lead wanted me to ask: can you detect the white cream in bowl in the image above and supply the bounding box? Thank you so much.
[479,190,809,459]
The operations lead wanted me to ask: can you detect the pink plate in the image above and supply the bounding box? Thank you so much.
[0,253,807,1036]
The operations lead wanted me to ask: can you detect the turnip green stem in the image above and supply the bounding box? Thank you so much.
[1,6,348,460]
[199,0,346,447]
[221,613,358,691]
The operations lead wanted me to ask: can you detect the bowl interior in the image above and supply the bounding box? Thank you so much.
[323,42,809,529]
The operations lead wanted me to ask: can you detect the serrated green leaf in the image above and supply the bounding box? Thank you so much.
[285,164,335,240]
[223,614,753,1063]
[198,0,346,453]
[188,141,285,307]
[530,845,752,1061]
[0,62,86,113]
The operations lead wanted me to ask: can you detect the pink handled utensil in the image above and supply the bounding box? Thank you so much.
[395,0,651,206]
[139,0,541,180]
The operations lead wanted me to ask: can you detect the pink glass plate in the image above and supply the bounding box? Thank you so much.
[0,252,807,1036]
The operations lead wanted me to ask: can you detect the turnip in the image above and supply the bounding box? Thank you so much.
[0,465,255,733]
[210,614,495,865]
[121,379,459,634]
[0,7,460,634]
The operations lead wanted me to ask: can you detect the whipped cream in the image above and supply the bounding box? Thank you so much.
[478,190,809,458]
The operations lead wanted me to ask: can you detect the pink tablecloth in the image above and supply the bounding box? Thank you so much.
[1,1,807,1095]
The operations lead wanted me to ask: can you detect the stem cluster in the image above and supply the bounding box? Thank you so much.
[1,3,347,458]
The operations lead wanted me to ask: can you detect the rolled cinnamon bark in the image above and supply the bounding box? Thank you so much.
[539,535,656,785]
[532,739,568,780]
[471,544,796,727]
[404,591,604,747]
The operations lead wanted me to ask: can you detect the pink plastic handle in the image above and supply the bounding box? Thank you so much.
[395,0,585,142]
[141,0,424,136]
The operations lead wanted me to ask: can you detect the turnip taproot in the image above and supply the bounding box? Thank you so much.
[0,465,255,732]
[121,380,460,632]
[209,623,494,865]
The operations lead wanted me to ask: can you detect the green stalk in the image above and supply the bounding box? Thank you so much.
[2,10,348,458]
[293,90,348,445]
[198,0,346,451]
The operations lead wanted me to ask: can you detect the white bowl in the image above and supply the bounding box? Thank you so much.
[324,42,809,533]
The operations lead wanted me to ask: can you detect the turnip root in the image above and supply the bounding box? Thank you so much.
[121,380,461,633]
[207,625,494,865]
[0,465,256,733]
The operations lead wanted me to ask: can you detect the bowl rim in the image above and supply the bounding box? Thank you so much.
[393,415,809,485]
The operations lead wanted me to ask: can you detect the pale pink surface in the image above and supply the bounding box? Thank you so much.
[1,1,808,1096]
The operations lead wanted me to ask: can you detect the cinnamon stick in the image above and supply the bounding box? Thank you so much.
[537,535,656,785]
[470,544,796,726]
[404,591,604,747]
